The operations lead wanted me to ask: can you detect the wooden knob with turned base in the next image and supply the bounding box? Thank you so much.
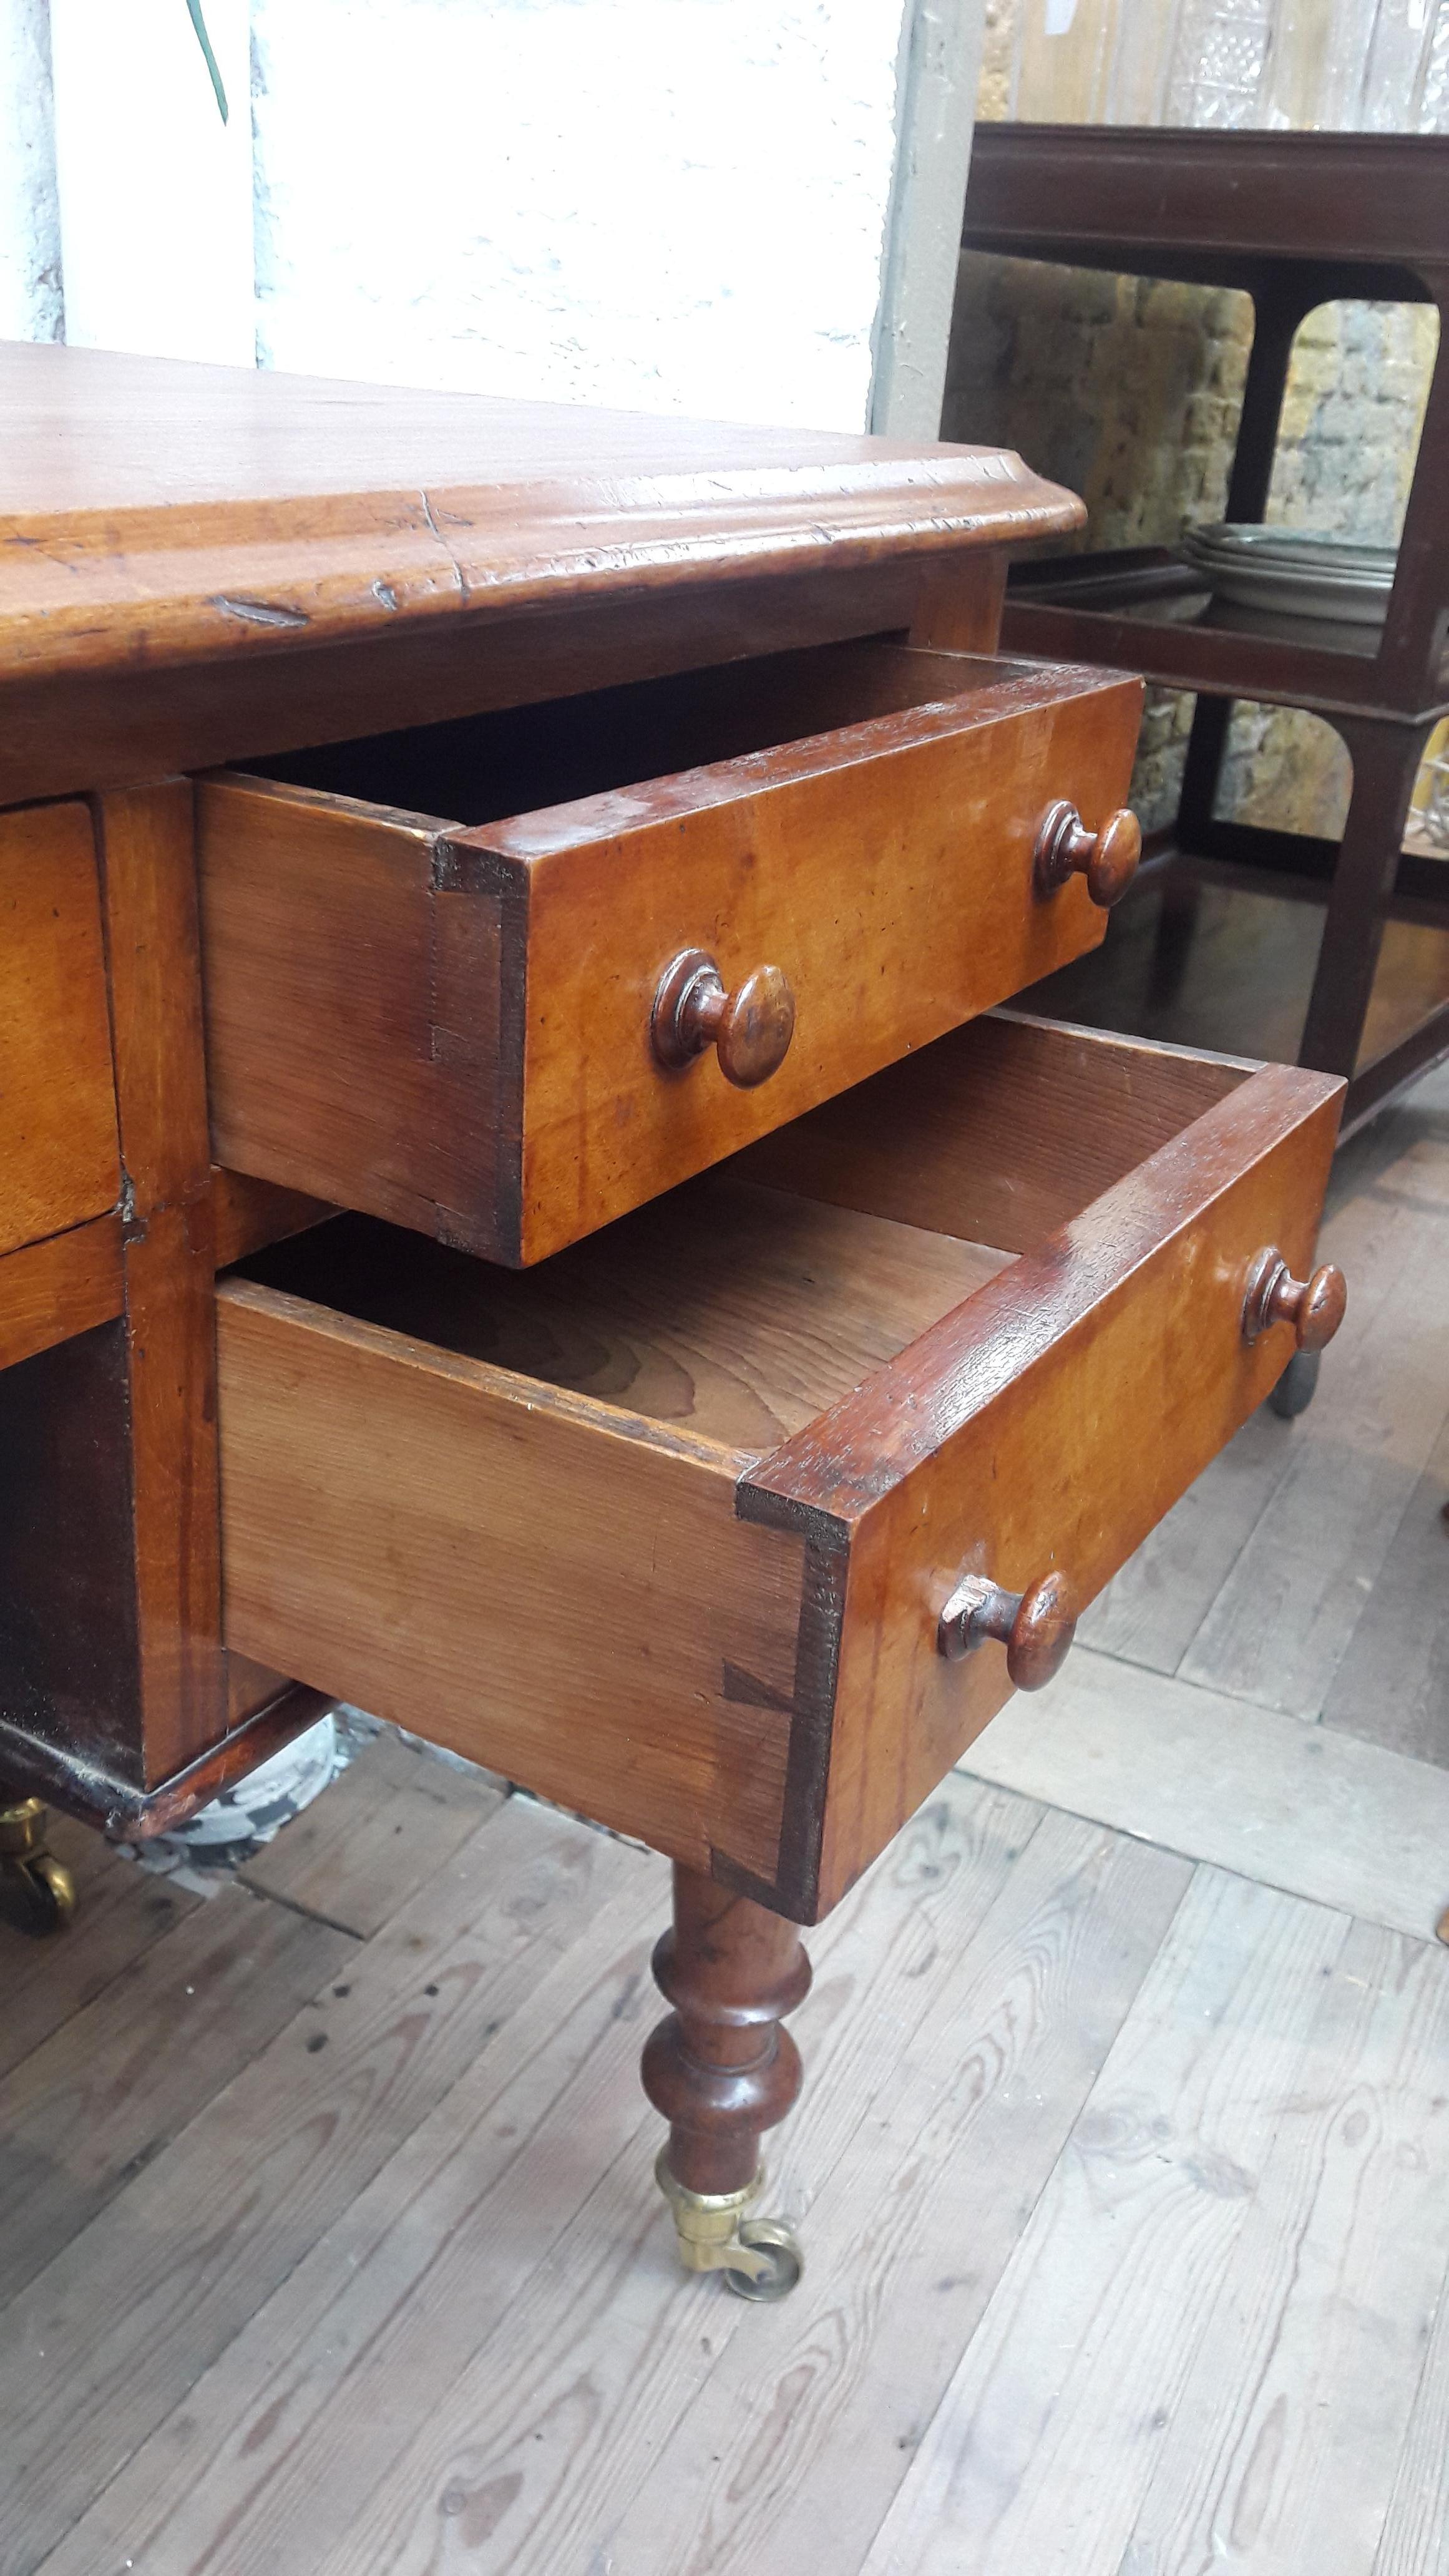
[936,1568,1076,1690]
[1033,800,1143,909]
[651,948,796,1088]
[1241,1247,1347,1354]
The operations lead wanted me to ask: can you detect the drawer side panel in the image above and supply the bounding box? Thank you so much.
[198,780,513,1251]
[217,1286,804,1882]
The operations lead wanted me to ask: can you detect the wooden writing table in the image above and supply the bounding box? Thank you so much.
[0,343,1344,2293]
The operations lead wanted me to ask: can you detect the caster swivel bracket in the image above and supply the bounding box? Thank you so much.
[654,2149,803,2301]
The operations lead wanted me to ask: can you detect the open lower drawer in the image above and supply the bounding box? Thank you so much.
[216,1012,1342,1923]
[198,640,1141,1264]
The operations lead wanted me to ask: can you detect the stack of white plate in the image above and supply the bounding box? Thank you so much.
[1181,523,1397,625]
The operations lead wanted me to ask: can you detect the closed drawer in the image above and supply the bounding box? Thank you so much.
[0,802,120,1257]
[217,1012,1342,1923]
[198,641,1143,1266]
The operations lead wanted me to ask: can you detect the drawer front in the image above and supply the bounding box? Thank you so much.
[741,1025,1344,1915]
[217,1017,1342,1928]
[199,651,1141,1264]
[0,802,120,1257]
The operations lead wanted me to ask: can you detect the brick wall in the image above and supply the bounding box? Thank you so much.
[944,233,1436,836]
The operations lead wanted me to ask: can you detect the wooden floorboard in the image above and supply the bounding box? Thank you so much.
[1322,1412,1449,1768]
[298,1789,1108,2576]
[1373,2204,1449,2576]
[6,1063,1449,2576]
[587,1815,1189,2576]
[856,1869,1351,2576]
[0,1818,198,2082]
[1,1797,636,2576]
[240,1725,509,1934]
[1121,1916,1449,2576]
[50,1778,1041,2576]
[32,1854,672,2576]
[1078,1401,1297,1675]
[961,1643,1449,1941]
[0,1883,351,2307]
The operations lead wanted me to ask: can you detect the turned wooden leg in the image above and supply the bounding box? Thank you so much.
[641,1863,811,2299]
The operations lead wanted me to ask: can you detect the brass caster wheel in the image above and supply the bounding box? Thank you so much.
[723,2217,803,2303]
[654,2148,804,2299]
[0,1800,76,1934]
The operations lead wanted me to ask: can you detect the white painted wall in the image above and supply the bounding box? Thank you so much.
[1,0,977,434]
[251,0,919,431]
[50,0,253,363]
[0,0,61,339]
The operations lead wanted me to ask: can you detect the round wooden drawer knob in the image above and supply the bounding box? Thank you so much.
[937,1568,1075,1691]
[1033,800,1142,909]
[651,948,796,1088]
[1241,1247,1347,1354]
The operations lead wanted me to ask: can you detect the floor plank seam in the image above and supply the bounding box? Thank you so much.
[233,1878,373,1941]
[952,1764,1449,1951]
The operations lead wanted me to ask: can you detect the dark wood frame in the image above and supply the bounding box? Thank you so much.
[960,124,1449,1130]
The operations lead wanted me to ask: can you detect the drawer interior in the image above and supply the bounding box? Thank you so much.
[232,1189,1015,1461]
[227,1012,1253,1464]
[242,638,1034,827]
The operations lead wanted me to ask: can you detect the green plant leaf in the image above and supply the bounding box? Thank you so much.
[185,0,229,122]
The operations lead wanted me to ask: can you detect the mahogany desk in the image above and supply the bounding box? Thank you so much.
[0,343,1344,2296]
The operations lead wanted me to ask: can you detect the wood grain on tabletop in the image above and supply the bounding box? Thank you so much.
[0,341,1083,684]
[0,1799,639,2576]
[0,801,119,1258]
[199,654,1141,1262]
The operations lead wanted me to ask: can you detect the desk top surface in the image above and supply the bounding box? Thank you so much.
[0,343,1080,688]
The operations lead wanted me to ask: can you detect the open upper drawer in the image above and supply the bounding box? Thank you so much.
[197,641,1143,1266]
[215,1013,1343,1924]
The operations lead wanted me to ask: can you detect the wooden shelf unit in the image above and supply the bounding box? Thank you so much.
[962,124,1449,1131]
